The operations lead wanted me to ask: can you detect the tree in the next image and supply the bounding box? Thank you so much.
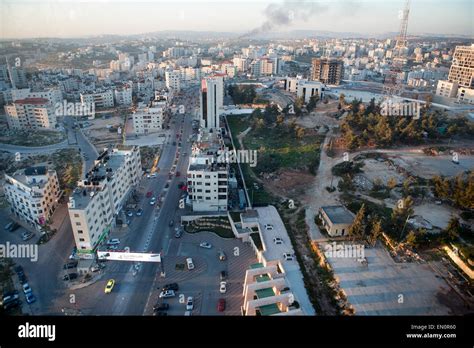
[405,230,417,248]
[387,177,397,190]
[295,126,305,139]
[368,218,383,247]
[445,216,461,241]
[391,196,414,239]
[339,93,346,108]
[307,95,319,112]
[348,204,366,241]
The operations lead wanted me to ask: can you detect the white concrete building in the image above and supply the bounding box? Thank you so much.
[5,97,57,130]
[165,70,181,92]
[80,89,114,108]
[5,166,61,231]
[114,85,133,106]
[187,130,228,212]
[133,102,164,134]
[68,147,142,254]
[229,206,315,316]
[11,88,63,106]
[296,80,325,103]
[199,75,224,130]
[436,80,459,98]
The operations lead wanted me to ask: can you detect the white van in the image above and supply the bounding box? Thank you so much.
[186,258,195,270]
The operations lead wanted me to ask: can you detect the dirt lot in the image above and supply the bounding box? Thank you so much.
[83,113,125,148]
[295,99,340,129]
[263,169,317,200]
[359,158,406,186]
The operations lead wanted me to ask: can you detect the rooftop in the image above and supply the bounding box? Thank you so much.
[14,97,49,105]
[320,205,355,225]
[258,303,281,316]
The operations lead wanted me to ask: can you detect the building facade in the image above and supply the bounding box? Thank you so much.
[5,166,61,231]
[311,58,344,85]
[80,89,114,109]
[199,76,224,130]
[68,147,142,254]
[5,97,57,130]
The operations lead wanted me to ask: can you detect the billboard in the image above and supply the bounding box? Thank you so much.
[97,251,161,262]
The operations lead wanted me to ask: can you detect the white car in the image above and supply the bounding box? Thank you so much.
[186,258,195,270]
[273,237,283,245]
[264,224,274,230]
[199,242,212,249]
[186,296,194,311]
[106,238,120,245]
[283,253,294,261]
[219,281,227,294]
[159,290,176,298]
[22,283,32,295]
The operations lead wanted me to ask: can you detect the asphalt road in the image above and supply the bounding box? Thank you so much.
[52,87,199,315]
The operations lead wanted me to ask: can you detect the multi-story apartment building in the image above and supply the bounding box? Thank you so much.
[233,56,249,72]
[187,130,228,212]
[436,44,474,103]
[11,88,63,106]
[311,58,344,85]
[114,84,133,106]
[200,75,224,130]
[68,147,142,254]
[4,166,61,231]
[8,66,28,89]
[80,89,114,109]
[133,101,164,134]
[5,97,57,130]
[165,70,181,92]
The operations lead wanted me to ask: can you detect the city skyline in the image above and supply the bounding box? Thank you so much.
[0,0,472,39]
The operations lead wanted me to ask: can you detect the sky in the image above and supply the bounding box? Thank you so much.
[0,0,472,39]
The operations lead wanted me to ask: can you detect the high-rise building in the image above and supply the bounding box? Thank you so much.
[68,147,142,254]
[447,44,474,88]
[165,70,181,92]
[311,58,344,85]
[436,44,474,104]
[5,98,57,130]
[200,76,224,130]
[8,67,28,89]
[5,166,61,231]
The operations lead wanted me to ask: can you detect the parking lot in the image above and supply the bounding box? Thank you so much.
[144,230,256,316]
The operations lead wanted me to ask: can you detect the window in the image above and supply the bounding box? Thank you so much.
[78,230,83,234]
[74,213,80,218]
[75,222,81,226]
[79,238,85,242]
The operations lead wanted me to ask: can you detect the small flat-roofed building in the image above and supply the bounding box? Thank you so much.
[318,205,355,237]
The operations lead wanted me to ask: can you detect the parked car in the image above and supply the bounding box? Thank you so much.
[218,251,227,261]
[126,211,133,217]
[149,198,156,205]
[199,242,212,249]
[219,281,227,294]
[161,283,179,291]
[273,237,283,245]
[104,279,115,294]
[106,238,120,245]
[159,290,176,298]
[217,298,226,312]
[21,231,34,241]
[174,228,183,238]
[153,303,169,312]
[169,220,174,227]
[186,258,195,270]
[136,208,143,216]
[63,261,78,269]
[264,224,274,230]
[107,245,119,251]
[283,253,294,261]
[14,265,23,275]
[4,221,20,232]
[2,293,19,306]
[146,191,153,198]
[25,293,36,304]
[186,296,194,311]
[3,299,20,311]
[22,283,32,295]
[62,273,78,281]
[220,270,227,281]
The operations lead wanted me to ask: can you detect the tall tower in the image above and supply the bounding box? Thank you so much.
[383,0,411,96]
